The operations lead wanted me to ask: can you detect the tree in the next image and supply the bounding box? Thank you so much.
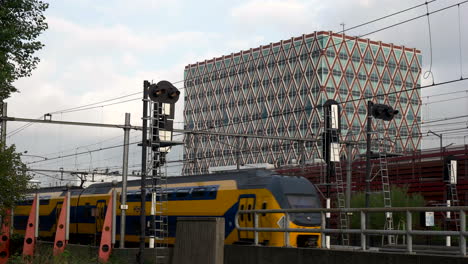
[349,186,425,229]
[0,143,31,218]
[0,0,48,101]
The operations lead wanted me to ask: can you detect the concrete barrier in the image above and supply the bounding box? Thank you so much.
[173,217,225,264]
[224,245,467,264]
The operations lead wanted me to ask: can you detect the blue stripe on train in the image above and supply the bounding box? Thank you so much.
[14,202,240,239]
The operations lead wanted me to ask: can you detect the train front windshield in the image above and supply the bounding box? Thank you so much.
[287,195,320,209]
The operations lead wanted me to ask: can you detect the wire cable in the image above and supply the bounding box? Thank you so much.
[173,0,438,87]
[423,1,435,84]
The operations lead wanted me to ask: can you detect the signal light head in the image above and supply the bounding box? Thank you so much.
[148,80,180,103]
[370,103,399,121]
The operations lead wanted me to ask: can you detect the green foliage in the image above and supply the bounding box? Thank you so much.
[0,143,31,218]
[7,246,125,264]
[349,186,425,229]
[0,0,48,100]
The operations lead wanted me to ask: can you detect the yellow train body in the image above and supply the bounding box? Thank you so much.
[14,169,322,247]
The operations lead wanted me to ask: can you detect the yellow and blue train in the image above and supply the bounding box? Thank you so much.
[13,169,322,247]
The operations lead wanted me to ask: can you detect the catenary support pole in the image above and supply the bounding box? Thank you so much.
[120,113,130,248]
[138,82,149,264]
[346,142,352,209]
[365,101,372,248]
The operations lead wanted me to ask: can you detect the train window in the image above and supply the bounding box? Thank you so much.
[247,205,252,221]
[176,189,190,199]
[240,205,245,221]
[39,195,50,205]
[262,202,267,216]
[17,199,33,206]
[83,203,92,218]
[208,187,217,198]
[191,188,206,198]
[127,191,141,202]
[287,195,319,209]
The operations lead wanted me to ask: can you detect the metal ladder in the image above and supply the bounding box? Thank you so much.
[447,161,460,231]
[148,102,170,264]
[448,184,460,231]
[331,134,349,246]
[379,149,395,245]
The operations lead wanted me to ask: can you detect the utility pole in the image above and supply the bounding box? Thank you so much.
[120,113,131,248]
[365,101,372,211]
[138,81,149,263]
[236,137,240,170]
[427,130,443,159]
[345,141,353,209]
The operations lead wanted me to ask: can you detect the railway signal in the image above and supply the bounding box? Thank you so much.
[365,101,399,248]
[148,80,180,104]
[369,102,399,121]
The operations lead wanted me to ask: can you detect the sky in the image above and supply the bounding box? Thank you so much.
[4,0,468,186]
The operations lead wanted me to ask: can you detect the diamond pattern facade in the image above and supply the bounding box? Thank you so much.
[183,31,422,175]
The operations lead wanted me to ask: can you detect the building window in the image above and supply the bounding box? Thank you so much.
[339,52,348,60]
[305,68,315,78]
[294,72,303,81]
[358,73,367,81]
[289,89,297,97]
[376,59,385,67]
[318,68,329,76]
[326,50,335,58]
[352,54,361,63]
[340,87,348,96]
[358,105,366,115]
[332,69,342,77]
[382,76,391,84]
[345,70,354,83]
[364,54,373,64]
[394,79,402,86]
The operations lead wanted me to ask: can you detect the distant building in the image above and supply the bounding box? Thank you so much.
[183,31,422,175]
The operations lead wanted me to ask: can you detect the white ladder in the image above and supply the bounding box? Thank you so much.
[379,150,395,246]
[331,135,349,246]
[148,102,170,264]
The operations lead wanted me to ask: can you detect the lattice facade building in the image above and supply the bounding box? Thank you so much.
[183,31,422,175]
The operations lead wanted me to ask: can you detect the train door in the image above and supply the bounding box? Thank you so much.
[95,200,107,233]
[237,195,256,242]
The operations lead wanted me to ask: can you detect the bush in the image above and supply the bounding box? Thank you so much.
[349,186,425,230]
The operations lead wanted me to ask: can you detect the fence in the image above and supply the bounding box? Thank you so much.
[235,206,467,256]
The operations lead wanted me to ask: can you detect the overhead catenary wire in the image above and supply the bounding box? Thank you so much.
[10,1,468,179]
[6,0,465,141]
[172,0,439,87]
[25,141,141,165]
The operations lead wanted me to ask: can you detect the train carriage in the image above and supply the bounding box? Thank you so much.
[13,169,322,247]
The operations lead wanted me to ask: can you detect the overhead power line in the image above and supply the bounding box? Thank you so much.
[172,0,439,87]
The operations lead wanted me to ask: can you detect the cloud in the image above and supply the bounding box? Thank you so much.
[230,0,321,31]
[47,16,213,55]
